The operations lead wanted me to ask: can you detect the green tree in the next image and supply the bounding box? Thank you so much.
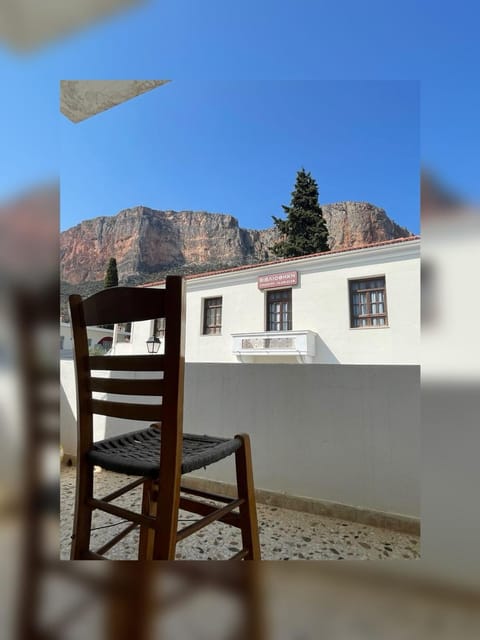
[104,257,119,288]
[271,168,329,257]
[102,258,118,329]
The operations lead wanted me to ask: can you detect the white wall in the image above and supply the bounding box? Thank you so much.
[183,364,420,518]
[60,358,78,456]
[60,361,420,518]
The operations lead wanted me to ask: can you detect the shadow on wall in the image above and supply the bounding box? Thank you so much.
[315,334,340,363]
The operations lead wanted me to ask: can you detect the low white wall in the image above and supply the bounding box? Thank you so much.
[60,361,420,518]
[60,359,78,457]
[183,364,420,518]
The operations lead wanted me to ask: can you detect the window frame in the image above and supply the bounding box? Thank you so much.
[152,317,166,340]
[202,296,223,336]
[265,288,293,332]
[348,276,388,328]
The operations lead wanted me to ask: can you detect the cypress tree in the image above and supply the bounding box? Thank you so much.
[101,258,118,330]
[271,168,330,257]
[104,257,119,288]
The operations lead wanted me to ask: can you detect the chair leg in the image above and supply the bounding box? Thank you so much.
[106,564,154,640]
[138,479,157,560]
[140,475,181,560]
[235,434,261,560]
[70,459,94,559]
[151,429,182,560]
[152,479,180,560]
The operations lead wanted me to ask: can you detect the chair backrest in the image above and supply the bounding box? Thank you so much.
[68,276,185,461]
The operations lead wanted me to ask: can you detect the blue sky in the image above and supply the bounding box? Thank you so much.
[60,80,419,233]
[0,0,478,235]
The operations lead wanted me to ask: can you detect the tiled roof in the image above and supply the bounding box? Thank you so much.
[141,235,420,288]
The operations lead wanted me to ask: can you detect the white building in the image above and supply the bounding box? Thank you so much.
[60,322,130,356]
[120,236,420,365]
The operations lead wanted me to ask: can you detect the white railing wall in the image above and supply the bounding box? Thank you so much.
[60,361,420,518]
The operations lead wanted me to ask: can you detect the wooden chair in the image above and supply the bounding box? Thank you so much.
[12,285,60,639]
[68,276,260,560]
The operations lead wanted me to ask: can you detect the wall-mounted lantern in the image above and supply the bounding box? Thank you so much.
[146,336,161,354]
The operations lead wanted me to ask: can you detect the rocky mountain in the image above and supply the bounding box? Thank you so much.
[321,201,412,249]
[60,202,412,286]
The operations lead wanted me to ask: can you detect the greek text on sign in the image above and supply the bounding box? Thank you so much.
[258,271,298,290]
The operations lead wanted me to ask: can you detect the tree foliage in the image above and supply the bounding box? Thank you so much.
[104,257,119,288]
[271,168,329,258]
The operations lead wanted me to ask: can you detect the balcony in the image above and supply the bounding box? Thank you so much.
[231,330,317,363]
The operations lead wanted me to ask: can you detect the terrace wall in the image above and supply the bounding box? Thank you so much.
[61,361,420,519]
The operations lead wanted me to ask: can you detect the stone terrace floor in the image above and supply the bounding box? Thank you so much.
[61,465,420,561]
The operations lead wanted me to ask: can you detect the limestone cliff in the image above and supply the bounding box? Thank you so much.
[321,201,411,250]
[60,203,411,285]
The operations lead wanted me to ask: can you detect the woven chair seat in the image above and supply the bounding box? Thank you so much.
[87,427,242,478]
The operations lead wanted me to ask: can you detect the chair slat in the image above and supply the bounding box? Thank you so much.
[229,549,249,560]
[90,377,164,396]
[176,499,244,542]
[90,355,164,371]
[180,485,237,504]
[82,286,165,326]
[95,522,139,556]
[88,498,157,529]
[91,399,163,421]
[179,496,241,528]
[101,477,146,503]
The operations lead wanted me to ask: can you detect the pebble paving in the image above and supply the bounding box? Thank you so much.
[61,465,420,561]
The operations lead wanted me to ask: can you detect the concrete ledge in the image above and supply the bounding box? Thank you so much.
[181,476,421,536]
[61,457,420,536]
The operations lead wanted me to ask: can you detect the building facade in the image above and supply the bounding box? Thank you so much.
[123,236,420,365]
[60,323,130,356]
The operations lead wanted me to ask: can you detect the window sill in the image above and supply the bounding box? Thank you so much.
[349,325,390,330]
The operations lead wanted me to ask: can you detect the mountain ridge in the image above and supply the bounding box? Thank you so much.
[60,201,412,287]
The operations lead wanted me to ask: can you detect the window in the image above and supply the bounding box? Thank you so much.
[203,297,222,335]
[266,289,292,331]
[153,317,166,339]
[349,277,388,327]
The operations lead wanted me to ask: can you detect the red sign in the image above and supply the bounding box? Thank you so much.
[257,270,298,290]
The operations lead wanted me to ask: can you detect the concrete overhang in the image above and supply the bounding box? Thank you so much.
[60,79,170,123]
